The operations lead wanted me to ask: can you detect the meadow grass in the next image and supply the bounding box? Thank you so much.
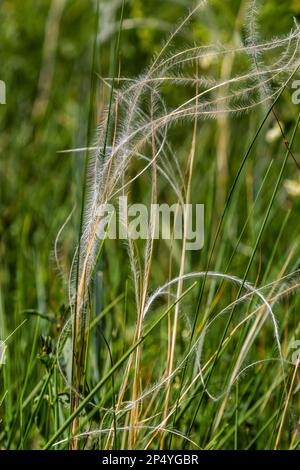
[1,0,300,450]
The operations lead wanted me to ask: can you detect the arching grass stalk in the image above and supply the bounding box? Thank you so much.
[184,110,300,442]
[170,65,300,441]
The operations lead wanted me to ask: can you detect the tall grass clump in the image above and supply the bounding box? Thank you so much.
[1,0,300,451]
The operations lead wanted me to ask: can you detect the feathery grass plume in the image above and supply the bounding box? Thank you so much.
[69,2,300,320]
